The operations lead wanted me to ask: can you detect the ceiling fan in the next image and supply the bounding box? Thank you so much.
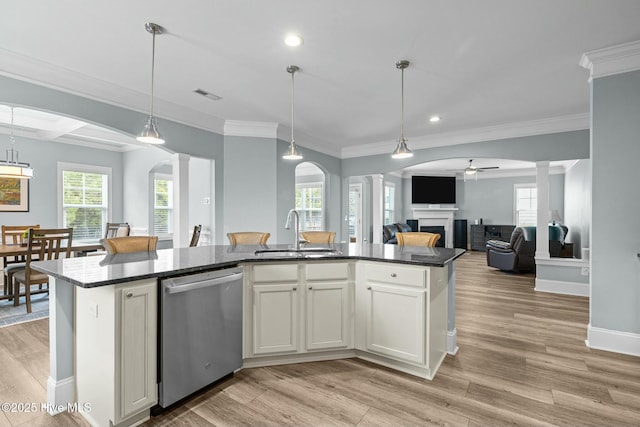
[463,159,499,180]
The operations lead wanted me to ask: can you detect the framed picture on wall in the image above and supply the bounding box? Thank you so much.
[0,177,29,212]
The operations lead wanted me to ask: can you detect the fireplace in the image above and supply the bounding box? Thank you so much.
[411,207,458,248]
[420,226,445,248]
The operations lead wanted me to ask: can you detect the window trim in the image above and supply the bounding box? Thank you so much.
[384,181,396,225]
[153,173,174,237]
[513,183,537,227]
[57,161,113,231]
[295,180,324,231]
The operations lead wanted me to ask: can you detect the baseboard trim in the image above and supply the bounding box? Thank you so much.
[586,324,640,357]
[46,375,74,415]
[535,278,589,297]
[447,328,459,355]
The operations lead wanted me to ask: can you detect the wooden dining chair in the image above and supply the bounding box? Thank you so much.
[100,236,159,254]
[13,228,73,313]
[300,231,336,244]
[105,222,131,238]
[1,224,40,296]
[226,232,270,245]
[190,225,202,247]
[396,232,441,247]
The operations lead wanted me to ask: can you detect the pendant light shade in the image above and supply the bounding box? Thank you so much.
[391,60,413,159]
[137,22,165,145]
[283,65,303,160]
[0,106,34,179]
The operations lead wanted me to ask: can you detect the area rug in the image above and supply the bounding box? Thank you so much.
[0,292,49,327]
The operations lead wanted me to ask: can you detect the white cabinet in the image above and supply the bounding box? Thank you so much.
[248,263,300,356]
[305,262,351,350]
[244,261,353,358]
[253,283,300,354]
[357,261,448,379]
[365,283,426,364]
[76,279,157,427]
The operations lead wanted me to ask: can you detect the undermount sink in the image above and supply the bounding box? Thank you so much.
[254,248,343,258]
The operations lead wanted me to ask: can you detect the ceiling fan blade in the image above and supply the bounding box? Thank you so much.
[478,166,499,170]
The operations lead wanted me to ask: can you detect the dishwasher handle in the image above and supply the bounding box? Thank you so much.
[164,272,243,295]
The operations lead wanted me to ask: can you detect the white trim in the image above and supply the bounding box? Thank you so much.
[535,257,589,268]
[223,120,279,138]
[341,113,589,159]
[46,376,74,415]
[580,40,640,80]
[535,278,589,297]
[586,324,640,357]
[447,328,458,355]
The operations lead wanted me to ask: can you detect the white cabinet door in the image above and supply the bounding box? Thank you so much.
[253,284,299,354]
[119,281,157,422]
[365,283,426,364]
[306,282,349,350]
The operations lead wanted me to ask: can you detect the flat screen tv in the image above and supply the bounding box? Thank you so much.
[411,175,456,204]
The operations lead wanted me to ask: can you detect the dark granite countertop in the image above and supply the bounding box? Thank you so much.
[31,243,465,288]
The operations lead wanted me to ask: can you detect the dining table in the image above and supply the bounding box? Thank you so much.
[0,240,104,302]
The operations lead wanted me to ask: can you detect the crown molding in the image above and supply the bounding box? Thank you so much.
[580,40,640,81]
[341,113,590,159]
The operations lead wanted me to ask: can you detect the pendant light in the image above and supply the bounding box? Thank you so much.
[0,106,34,179]
[283,65,303,160]
[391,60,413,159]
[137,22,165,144]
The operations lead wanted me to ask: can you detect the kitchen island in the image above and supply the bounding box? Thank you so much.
[33,243,464,427]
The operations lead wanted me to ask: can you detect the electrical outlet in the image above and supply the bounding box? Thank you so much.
[203,197,211,205]
[581,267,589,276]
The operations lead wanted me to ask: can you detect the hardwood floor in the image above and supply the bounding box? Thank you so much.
[1,251,639,426]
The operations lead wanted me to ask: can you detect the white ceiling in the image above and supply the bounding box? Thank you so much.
[1,1,640,160]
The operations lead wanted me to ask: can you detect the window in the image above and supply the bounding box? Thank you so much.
[295,182,323,230]
[59,163,111,241]
[154,175,173,235]
[515,184,537,226]
[384,182,395,224]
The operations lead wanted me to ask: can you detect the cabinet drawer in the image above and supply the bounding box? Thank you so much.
[253,264,298,283]
[364,263,426,288]
[306,262,349,281]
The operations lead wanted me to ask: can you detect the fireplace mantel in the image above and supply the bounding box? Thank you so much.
[411,207,458,248]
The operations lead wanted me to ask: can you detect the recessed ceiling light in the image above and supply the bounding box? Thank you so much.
[429,115,441,123]
[284,33,303,47]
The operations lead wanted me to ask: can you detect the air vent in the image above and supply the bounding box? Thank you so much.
[193,89,222,101]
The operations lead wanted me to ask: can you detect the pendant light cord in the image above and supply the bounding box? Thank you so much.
[150,28,157,116]
[400,66,405,142]
[290,69,295,144]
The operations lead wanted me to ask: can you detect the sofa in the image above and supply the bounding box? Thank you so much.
[383,223,412,244]
[486,224,567,272]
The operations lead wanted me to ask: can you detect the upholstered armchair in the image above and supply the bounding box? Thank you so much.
[486,226,536,272]
[382,223,412,244]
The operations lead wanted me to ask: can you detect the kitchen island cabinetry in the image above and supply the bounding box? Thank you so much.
[244,261,353,361]
[34,242,463,425]
[75,279,157,427]
[356,262,447,379]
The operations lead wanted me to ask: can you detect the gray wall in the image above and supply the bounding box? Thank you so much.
[0,135,123,228]
[590,69,640,335]
[564,159,591,257]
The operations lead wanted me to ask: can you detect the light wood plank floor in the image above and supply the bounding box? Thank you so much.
[1,251,639,426]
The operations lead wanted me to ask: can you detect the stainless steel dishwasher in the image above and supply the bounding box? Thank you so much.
[159,267,243,408]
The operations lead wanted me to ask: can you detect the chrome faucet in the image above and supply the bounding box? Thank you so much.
[284,209,301,250]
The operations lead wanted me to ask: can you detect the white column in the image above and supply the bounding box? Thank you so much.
[371,175,384,244]
[536,161,550,259]
[172,153,190,248]
[47,278,75,414]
